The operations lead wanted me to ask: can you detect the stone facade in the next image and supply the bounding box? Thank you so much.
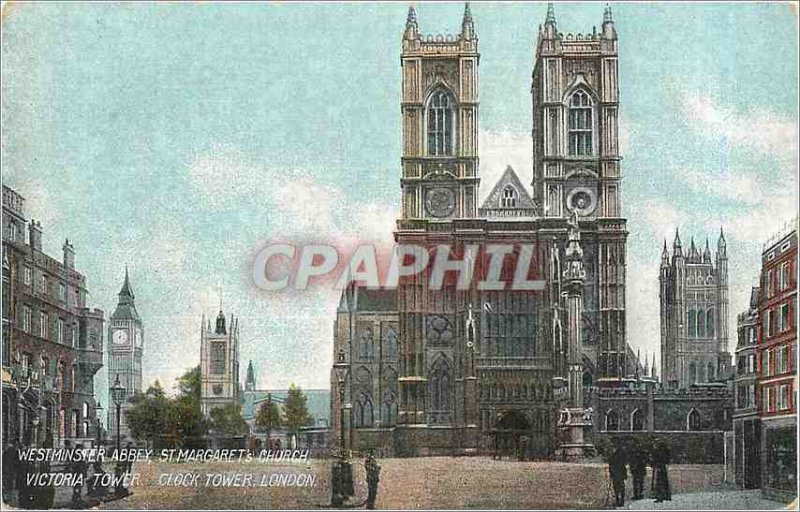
[660,229,731,389]
[330,4,652,459]
[200,310,240,417]
[2,185,104,447]
[107,268,143,442]
[733,286,760,488]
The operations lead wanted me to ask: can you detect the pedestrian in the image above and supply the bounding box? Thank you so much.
[39,431,55,509]
[652,440,671,503]
[608,438,628,507]
[2,441,17,503]
[364,450,381,510]
[629,439,648,500]
[124,442,135,474]
[70,443,88,509]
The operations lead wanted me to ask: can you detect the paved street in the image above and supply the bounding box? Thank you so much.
[625,489,791,510]
[84,457,736,510]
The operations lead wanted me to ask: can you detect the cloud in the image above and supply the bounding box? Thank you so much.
[681,92,798,164]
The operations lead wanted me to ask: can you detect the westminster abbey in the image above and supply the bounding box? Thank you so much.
[331,3,645,457]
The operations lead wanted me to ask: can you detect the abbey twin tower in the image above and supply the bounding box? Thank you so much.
[330,4,732,458]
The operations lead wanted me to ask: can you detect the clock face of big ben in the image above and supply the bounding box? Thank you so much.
[113,329,128,345]
[425,187,456,218]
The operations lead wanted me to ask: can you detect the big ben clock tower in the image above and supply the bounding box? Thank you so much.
[107,267,143,441]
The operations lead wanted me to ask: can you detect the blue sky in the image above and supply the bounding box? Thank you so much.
[2,2,797,400]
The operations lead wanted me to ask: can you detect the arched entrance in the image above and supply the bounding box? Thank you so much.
[491,410,531,460]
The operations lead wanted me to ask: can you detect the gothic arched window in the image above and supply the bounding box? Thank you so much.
[384,327,398,358]
[429,356,452,421]
[706,309,715,338]
[689,362,698,385]
[381,394,397,426]
[605,409,619,431]
[697,308,706,338]
[707,362,715,382]
[568,90,593,156]
[427,89,455,156]
[688,309,697,338]
[355,393,373,427]
[687,409,701,431]
[501,186,518,208]
[631,409,645,431]
[359,327,374,360]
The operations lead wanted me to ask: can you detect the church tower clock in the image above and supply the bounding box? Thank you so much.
[107,267,143,441]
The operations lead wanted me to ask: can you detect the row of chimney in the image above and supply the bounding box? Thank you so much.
[26,219,75,270]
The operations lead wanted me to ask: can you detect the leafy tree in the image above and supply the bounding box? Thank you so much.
[177,365,201,400]
[168,366,207,447]
[255,394,282,440]
[209,403,248,437]
[282,383,311,435]
[125,381,168,446]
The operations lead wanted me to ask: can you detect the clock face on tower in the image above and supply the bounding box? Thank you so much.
[113,329,128,345]
[425,187,456,218]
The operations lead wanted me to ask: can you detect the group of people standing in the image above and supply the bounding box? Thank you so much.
[607,437,672,507]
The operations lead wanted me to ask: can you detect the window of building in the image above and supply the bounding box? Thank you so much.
[764,386,775,413]
[20,352,31,379]
[688,309,697,338]
[605,410,619,431]
[41,357,49,377]
[748,354,755,373]
[707,362,715,382]
[58,283,66,302]
[631,409,645,431]
[426,89,454,156]
[687,409,701,431]
[39,311,47,338]
[40,275,47,295]
[210,341,226,374]
[748,327,755,345]
[764,349,772,376]
[748,384,755,408]
[57,318,65,344]
[779,262,789,290]
[70,410,78,438]
[568,90,593,156]
[501,186,518,208]
[779,303,789,333]
[21,305,31,333]
[706,309,715,338]
[23,267,31,286]
[355,392,374,427]
[778,384,790,411]
[763,310,772,339]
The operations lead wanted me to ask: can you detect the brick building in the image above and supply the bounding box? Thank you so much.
[2,185,104,447]
[756,223,797,500]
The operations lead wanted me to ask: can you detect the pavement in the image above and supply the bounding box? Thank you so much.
[624,489,795,510]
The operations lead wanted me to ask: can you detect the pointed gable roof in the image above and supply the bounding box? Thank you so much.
[479,165,538,218]
[111,267,140,321]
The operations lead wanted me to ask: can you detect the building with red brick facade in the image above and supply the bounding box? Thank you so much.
[756,222,797,500]
[2,185,105,448]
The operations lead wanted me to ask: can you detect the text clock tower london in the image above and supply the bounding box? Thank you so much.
[107,268,143,441]
[531,4,627,382]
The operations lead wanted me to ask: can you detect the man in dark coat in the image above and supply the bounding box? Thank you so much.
[652,440,672,502]
[629,439,648,500]
[608,439,628,507]
[364,451,381,510]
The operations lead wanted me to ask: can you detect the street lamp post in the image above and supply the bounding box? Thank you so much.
[110,375,126,455]
[331,349,352,507]
[94,402,103,448]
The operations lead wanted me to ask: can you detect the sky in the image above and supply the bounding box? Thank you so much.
[2,2,798,404]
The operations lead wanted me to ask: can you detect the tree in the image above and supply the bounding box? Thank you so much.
[282,383,311,435]
[177,365,201,400]
[209,403,248,437]
[168,366,207,447]
[125,381,169,447]
[255,394,282,440]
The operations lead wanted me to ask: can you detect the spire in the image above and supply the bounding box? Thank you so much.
[717,226,727,259]
[215,310,227,335]
[651,356,657,381]
[545,2,556,25]
[635,348,641,380]
[703,238,712,262]
[690,237,699,262]
[644,352,650,377]
[461,2,475,40]
[405,5,419,39]
[118,266,134,304]
[246,360,256,391]
[673,228,683,256]
[661,239,670,266]
[603,3,613,23]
